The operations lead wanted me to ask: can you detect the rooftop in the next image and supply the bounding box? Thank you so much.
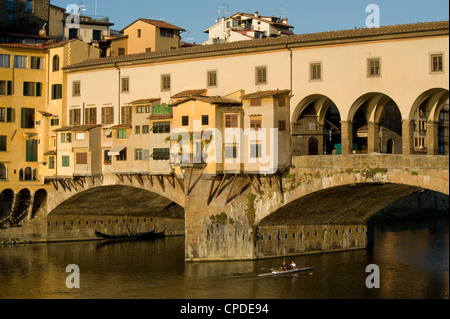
[64,20,449,71]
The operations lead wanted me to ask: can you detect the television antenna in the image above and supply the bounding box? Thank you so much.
[218,3,230,19]
[275,4,288,19]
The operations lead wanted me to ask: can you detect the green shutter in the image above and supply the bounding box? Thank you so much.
[6,108,12,122]
[21,108,26,128]
[26,139,37,162]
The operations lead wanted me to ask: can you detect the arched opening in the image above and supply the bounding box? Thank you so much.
[11,188,31,225]
[24,167,32,181]
[410,89,449,155]
[31,189,47,218]
[386,139,394,154]
[292,95,341,156]
[349,93,402,154]
[0,163,7,180]
[52,54,60,72]
[0,189,14,225]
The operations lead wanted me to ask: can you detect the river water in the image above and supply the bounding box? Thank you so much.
[0,217,448,300]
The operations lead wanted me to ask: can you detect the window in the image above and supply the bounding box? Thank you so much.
[21,108,35,128]
[92,30,102,41]
[60,132,72,143]
[142,125,150,134]
[121,77,129,93]
[14,56,27,69]
[69,28,78,39]
[84,108,97,125]
[279,120,286,131]
[250,143,262,158]
[207,70,217,87]
[0,107,12,122]
[25,0,33,13]
[152,148,170,160]
[135,149,143,161]
[26,139,37,162]
[0,81,13,95]
[250,118,262,131]
[75,133,85,140]
[225,114,238,128]
[137,29,142,38]
[135,126,140,134]
[160,28,174,38]
[431,54,443,73]
[121,106,132,124]
[52,84,62,100]
[255,66,267,84]
[310,62,322,80]
[153,121,170,133]
[117,148,127,161]
[49,156,55,169]
[52,55,60,72]
[367,58,381,77]
[117,129,127,139]
[136,105,145,113]
[118,48,125,56]
[278,97,286,107]
[181,116,189,126]
[62,156,70,167]
[225,145,238,159]
[76,153,88,165]
[30,57,43,70]
[250,98,261,107]
[7,0,14,12]
[69,109,81,126]
[104,150,112,165]
[202,115,209,126]
[161,74,171,91]
[0,55,10,68]
[0,135,6,151]
[23,82,41,96]
[101,107,114,124]
[72,81,81,96]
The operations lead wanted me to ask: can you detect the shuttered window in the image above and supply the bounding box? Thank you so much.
[255,66,267,85]
[367,58,381,77]
[26,139,38,162]
[0,135,6,151]
[121,106,132,124]
[161,74,171,91]
[0,80,13,95]
[101,107,114,124]
[76,152,88,165]
[225,114,238,128]
[250,143,262,158]
[84,108,97,125]
[62,156,70,167]
[21,108,35,128]
[23,82,41,96]
[69,109,81,126]
[52,84,62,99]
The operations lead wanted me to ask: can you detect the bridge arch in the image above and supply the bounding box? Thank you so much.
[291,94,342,155]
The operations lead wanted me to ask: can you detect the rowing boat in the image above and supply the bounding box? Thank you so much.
[258,267,315,277]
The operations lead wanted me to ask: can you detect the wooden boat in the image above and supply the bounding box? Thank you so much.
[258,266,315,277]
[94,229,164,241]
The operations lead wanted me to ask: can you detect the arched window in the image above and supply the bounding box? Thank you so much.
[19,169,24,181]
[52,55,60,72]
[24,167,32,181]
[32,168,37,181]
[0,163,7,180]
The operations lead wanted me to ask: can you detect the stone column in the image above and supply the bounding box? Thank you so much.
[27,192,35,220]
[340,121,353,155]
[367,122,379,153]
[426,121,438,155]
[402,120,414,156]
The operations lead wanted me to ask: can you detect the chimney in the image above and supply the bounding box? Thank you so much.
[254,11,259,17]
[282,18,288,24]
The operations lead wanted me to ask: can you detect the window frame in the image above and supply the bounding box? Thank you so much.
[367,57,382,78]
[430,53,444,73]
[309,62,323,81]
[255,66,267,85]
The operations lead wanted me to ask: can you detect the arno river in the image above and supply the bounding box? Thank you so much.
[0,217,448,299]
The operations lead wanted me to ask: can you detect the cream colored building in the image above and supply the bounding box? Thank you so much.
[63,21,449,176]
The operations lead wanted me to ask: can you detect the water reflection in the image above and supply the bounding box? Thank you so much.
[0,218,448,299]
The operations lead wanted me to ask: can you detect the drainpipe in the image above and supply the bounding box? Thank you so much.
[285,43,294,166]
[114,63,121,124]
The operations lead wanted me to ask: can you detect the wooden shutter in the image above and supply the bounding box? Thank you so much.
[36,82,41,96]
[26,139,37,162]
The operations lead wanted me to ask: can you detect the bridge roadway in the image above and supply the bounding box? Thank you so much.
[0,154,448,261]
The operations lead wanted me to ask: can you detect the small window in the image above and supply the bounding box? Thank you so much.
[25,0,33,13]
[250,143,262,158]
[51,84,62,99]
[225,145,238,159]
[250,119,262,131]
[161,74,171,91]
[14,56,27,69]
[121,77,129,93]
[62,156,70,167]
[0,135,7,152]
[117,148,127,161]
[431,54,443,73]
[367,58,381,77]
[137,29,142,38]
[207,70,217,87]
[117,129,127,139]
[278,97,286,107]
[0,54,11,68]
[23,82,41,97]
[92,30,102,41]
[181,116,189,126]
[52,55,60,72]
[255,66,267,85]
[279,120,286,131]
[225,114,238,128]
[310,62,322,80]
[135,126,140,134]
[118,48,125,56]
[48,156,55,169]
[76,153,88,165]
[0,81,13,96]
[250,99,261,107]
[68,28,78,39]
[142,125,150,134]
[202,115,209,126]
[72,81,81,96]
[30,57,43,70]
[135,149,143,160]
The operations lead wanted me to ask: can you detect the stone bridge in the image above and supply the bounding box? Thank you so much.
[0,154,448,261]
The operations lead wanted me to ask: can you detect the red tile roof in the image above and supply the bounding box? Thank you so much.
[130,98,161,104]
[171,96,242,106]
[171,89,207,98]
[241,89,291,99]
[122,18,185,32]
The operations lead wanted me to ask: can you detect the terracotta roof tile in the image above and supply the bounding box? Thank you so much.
[171,96,242,106]
[130,98,161,104]
[65,20,449,70]
[171,89,207,98]
[241,89,291,99]
[54,125,101,132]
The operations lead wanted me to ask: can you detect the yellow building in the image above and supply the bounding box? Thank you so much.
[0,43,47,190]
[110,18,185,56]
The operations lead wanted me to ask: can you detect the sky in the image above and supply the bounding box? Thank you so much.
[51,0,449,44]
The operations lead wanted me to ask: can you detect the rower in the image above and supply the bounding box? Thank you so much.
[279,261,289,271]
[289,260,297,270]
